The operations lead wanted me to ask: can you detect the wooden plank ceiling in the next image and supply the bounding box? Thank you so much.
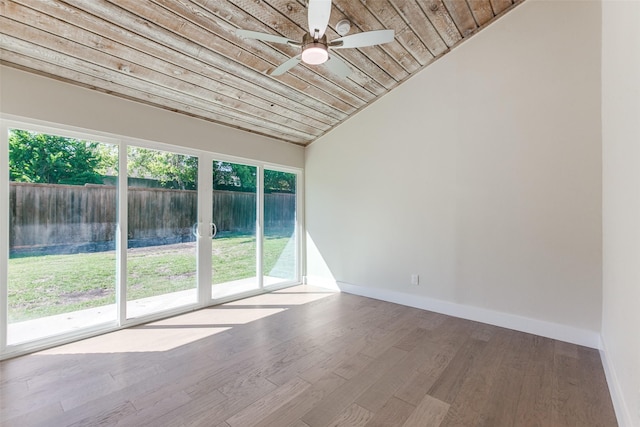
[0,0,524,146]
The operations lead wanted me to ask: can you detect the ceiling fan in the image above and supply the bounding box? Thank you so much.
[236,0,395,77]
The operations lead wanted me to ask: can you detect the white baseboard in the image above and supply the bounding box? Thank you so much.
[327,280,601,349]
[600,338,634,427]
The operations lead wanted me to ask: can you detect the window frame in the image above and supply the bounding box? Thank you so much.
[0,114,304,359]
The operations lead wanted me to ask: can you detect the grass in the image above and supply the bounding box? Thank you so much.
[8,233,294,322]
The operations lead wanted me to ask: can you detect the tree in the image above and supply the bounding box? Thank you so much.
[9,129,104,185]
[264,170,296,193]
[8,129,296,193]
[93,144,119,177]
[127,147,198,190]
[212,164,296,193]
[213,162,256,192]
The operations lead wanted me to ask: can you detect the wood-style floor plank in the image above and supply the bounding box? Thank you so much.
[301,346,408,427]
[364,396,415,427]
[475,332,534,426]
[0,285,618,427]
[402,394,449,427]
[513,336,556,426]
[226,376,310,426]
[252,373,346,427]
[578,346,619,426]
[438,328,513,426]
[427,337,488,404]
[326,403,373,427]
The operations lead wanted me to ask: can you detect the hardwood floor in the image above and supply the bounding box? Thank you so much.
[0,286,617,426]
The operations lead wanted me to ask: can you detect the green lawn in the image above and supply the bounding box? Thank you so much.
[8,234,293,322]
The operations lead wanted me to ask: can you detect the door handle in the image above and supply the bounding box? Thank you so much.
[192,222,217,238]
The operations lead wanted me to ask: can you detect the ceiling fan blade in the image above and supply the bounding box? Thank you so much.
[330,29,395,49]
[325,54,351,78]
[236,29,299,47]
[308,0,331,37]
[271,55,302,76]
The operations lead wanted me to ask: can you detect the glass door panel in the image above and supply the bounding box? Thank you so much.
[7,128,118,344]
[126,147,198,318]
[211,160,259,299]
[263,170,298,286]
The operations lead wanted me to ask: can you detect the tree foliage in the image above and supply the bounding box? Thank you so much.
[9,130,105,185]
[213,162,255,192]
[264,170,296,193]
[127,147,198,190]
[213,163,296,193]
[8,129,296,193]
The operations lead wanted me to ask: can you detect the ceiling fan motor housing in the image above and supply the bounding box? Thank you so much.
[301,33,329,65]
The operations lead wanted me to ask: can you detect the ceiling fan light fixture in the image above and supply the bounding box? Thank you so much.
[301,45,328,64]
[301,33,329,65]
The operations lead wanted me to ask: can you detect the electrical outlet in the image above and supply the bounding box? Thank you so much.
[411,274,419,285]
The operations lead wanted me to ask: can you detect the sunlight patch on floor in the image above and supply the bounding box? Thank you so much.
[37,285,335,354]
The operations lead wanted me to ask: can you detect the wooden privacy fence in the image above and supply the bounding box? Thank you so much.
[9,182,295,255]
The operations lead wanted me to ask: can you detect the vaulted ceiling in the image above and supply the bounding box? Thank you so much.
[0,0,524,146]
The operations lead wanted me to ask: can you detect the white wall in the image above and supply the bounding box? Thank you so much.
[0,66,304,167]
[306,0,603,342]
[601,0,640,425]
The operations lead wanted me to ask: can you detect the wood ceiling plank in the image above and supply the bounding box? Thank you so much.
[332,0,420,74]
[314,0,409,82]
[174,0,368,109]
[1,6,324,139]
[113,1,358,113]
[490,0,513,15]
[320,0,408,89]
[388,0,448,58]
[365,0,434,67]
[466,0,495,26]
[0,51,309,145]
[68,0,357,117]
[255,0,392,93]
[13,0,333,134]
[170,0,380,105]
[416,0,463,47]
[0,20,319,143]
[56,0,347,125]
[58,1,347,125]
[443,0,478,38]
[222,0,306,41]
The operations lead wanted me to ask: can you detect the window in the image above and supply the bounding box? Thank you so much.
[5,128,119,345]
[0,118,302,357]
[263,169,298,286]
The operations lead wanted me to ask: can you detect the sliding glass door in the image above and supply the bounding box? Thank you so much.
[6,128,118,344]
[126,146,199,319]
[263,169,298,287]
[1,119,302,356]
[208,164,300,299]
[210,160,259,300]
